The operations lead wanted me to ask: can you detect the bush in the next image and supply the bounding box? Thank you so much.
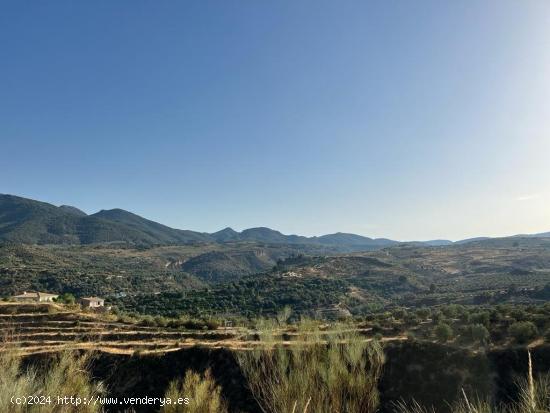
[182,320,208,330]
[415,308,430,320]
[404,314,420,326]
[161,369,226,413]
[237,322,385,413]
[463,323,490,345]
[457,324,490,346]
[204,319,219,330]
[441,304,462,319]
[117,314,137,324]
[55,293,76,305]
[154,316,168,327]
[434,323,453,343]
[509,321,538,344]
[0,349,102,413]
[470,311,490,328]
[431,311,444,324]
[139,315,156,326]
[392,308,407,320]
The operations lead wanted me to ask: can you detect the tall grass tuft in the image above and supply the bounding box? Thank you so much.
[393,400,436,413]
[513,350,549,413]
[0,348,102,413]
[161,368,227,413]
[237,320,385,413]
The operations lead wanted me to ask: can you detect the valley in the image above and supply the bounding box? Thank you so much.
[1,193,549,413]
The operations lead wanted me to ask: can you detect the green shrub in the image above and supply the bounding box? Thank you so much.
[55,293,76,305]
[431,311,444,324]
[139,315,156,326]
[204,319,219,330]
[415,308,430,320]
[509,321,538,344]
[470,311,490,328]
[460,323,490,345]
[434,323,453,343]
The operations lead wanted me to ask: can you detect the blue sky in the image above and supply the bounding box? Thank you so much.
[1,1,549,241]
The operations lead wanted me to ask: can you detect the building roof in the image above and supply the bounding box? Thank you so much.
[38,292,59,297]
[12,292,38,298]
[81,297,105,301]
[12,291,58,298]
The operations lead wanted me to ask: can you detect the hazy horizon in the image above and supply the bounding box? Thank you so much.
[2,1,549,241]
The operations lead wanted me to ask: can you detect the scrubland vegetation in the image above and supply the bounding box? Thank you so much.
[1,304,549,413]
[1,226,550,412]
[0,348,102,413]
[161,369,227,413]
[2,238,550,321]
[353,303,550,348]
[236,321,384,413]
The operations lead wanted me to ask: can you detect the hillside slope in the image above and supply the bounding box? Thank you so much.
[0,195,210,245]
[91,209,211,244]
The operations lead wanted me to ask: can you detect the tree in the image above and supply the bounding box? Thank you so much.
[431,310,444,324]
[416,308,430,320]
[461,323,490,345]
[470,311,490,328]
[441,304,461,319]
[434,322,453,343]
[55,292,76,305]
[509,321,538,344]
[404,313,420,327]
[393,308,406,320]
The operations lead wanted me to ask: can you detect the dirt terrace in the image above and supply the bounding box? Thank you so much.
[0,303,247,355]
[0,303,406,355]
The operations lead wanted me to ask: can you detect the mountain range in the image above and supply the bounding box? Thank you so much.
[0,194,548,250]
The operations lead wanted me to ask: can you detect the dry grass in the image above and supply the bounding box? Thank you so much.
[0,345,103,413]
[237,320,385,413]
[161,369,227,413]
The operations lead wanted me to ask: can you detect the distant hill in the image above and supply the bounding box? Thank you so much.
[518,231,550,239]
[0,194,374,248]
[417,240,453,246]
[0,194,209,245]
[58,205,87,217]
[0,194,95,244]
[211,227,241,242]
[181,250,275,283]
[91,209,211,244]
[455,237,491,245]
[239,227,309,244]
[1,194,549,250]
[314,232,399,249]
[210,228,398,250]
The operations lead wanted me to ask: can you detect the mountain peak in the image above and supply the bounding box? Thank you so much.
[58,205,87,217]
[211,227,240,242]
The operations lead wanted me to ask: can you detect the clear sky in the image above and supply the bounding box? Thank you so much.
[1,1,549,241]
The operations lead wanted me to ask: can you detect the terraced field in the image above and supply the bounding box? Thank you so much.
[0,303,246,355]
[0,303,409,356]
